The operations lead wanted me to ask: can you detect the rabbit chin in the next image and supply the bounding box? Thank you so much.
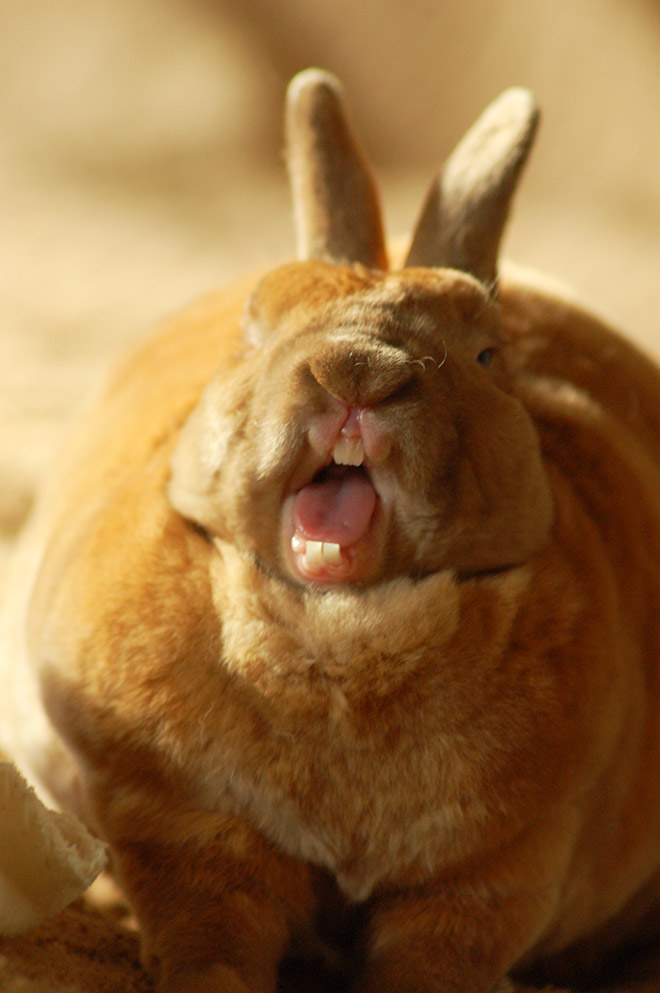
[280,495,388,586]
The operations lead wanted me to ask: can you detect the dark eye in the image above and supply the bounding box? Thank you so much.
[477,347,497,367]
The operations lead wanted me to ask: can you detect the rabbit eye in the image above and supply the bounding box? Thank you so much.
[477,347,497,367]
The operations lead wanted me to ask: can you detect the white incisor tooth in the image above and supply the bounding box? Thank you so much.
[293,538,343,568]
[332,437,365,466]
[304,540,323,566]
[321,541,342,564]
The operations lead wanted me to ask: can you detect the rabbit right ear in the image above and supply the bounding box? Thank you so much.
[286,69,388,269]
[405,89,539,289]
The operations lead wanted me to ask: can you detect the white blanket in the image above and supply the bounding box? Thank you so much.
[0,758,106,935]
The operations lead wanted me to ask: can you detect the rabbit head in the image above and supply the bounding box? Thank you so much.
[169,70,553,586]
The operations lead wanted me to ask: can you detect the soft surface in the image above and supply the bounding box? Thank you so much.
[0,761,106,935]
[1,0,659,988]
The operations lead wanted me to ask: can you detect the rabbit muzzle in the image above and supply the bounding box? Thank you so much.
[284,406,393,585]
[269,271,504,586]
[282,342,411,585]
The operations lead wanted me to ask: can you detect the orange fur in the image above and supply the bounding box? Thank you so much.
[7,73,660,992]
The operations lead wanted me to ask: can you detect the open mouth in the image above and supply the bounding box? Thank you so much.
[287,436,380,583]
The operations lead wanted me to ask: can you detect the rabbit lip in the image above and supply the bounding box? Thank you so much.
[284,459,381,584]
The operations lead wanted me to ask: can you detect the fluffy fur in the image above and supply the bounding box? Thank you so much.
[6,70,660,992]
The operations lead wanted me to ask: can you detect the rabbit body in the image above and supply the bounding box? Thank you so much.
[17,258,660,993]
[9,73,660,992]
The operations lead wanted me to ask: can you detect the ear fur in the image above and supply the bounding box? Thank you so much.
[405,88,539,288]
[286,69,388,269]
[241,259,378,348]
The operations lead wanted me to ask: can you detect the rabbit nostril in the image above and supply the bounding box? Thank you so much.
[309,343,414,407]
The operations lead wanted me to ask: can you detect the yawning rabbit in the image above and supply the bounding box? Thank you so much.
[4,68,660,993]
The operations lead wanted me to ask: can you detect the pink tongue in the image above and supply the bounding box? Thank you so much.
[294,471,377,546]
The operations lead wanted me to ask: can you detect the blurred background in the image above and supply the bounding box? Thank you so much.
[1,0,659,581]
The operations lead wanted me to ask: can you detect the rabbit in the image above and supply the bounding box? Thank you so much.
[5,66,660,993]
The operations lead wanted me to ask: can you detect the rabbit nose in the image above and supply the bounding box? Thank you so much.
[309,340,414,407]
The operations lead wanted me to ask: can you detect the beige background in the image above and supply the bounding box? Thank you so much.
[1,0,659,586]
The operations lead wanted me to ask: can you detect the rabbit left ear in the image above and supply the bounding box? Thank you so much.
[406,88,539,289]
[286,69,388,269]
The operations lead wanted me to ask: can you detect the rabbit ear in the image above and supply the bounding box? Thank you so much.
[286,69,388,269]
[405,88,539,288]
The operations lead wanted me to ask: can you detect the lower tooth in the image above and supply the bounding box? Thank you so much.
[293,537,342,568]
[321,542,342,565]
[304,540,324,566]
